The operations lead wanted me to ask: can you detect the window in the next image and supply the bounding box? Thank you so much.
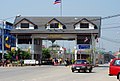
[21,23,29,28]
[80,23,89,28]
[77,35,91,44]
[46,22,66,29]
[50,23,59,28]
[75,60,87,64]
[18,39,32,44]
[114,60,120,66]
[4,30,10,35]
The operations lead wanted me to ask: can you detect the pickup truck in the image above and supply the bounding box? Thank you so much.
[109,58,120,81]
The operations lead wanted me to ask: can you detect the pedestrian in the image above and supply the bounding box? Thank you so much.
[20,59,23,66]
[2,59,6,67]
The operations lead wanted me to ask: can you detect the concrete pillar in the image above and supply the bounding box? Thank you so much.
[31,37,34,60]
[75,50,77,60]
[16,35,18,50]
[91,34,96,65]
[74,37,77,60]
[39,39,42,65]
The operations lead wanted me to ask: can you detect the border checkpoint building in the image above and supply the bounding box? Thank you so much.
[11,16,101,65]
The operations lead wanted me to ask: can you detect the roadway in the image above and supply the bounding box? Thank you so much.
[0,64,117,81]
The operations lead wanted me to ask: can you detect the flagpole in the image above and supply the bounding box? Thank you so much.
[60,0,62,16]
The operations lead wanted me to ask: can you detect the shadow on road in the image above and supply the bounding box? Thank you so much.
[73,71,96,74]
[96,64,109,68]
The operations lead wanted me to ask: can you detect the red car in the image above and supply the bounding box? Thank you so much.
[109,58,120,81]
[71,59,93,73]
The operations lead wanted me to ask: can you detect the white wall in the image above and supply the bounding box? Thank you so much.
[16,20,34,29]
[75,22,95,30]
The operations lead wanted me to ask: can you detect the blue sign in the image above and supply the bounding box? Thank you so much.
[78,44,90,49]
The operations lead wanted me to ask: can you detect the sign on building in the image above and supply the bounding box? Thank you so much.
[77,44,90,49]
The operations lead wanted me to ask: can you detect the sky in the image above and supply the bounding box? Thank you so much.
[0,0,120,52]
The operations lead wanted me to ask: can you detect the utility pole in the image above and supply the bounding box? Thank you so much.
[91,34,96,66]
[2,21,5,61]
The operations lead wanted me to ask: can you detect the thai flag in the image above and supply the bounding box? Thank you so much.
[54,0,61,4]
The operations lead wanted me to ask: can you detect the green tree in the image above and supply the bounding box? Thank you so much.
[5,48,31,61]
[20,50,31,59]
[86,57,92,64]
[4,51,13,60]
[42,48,51,60]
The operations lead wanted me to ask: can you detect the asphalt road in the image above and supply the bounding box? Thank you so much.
[0,64,117,81]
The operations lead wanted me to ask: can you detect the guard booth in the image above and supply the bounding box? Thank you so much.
[11,16,101,64]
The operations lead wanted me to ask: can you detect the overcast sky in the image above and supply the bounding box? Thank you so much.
[0,0,120,52]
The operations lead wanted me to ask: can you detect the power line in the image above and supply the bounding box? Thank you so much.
[102,25,120,29]
[101,14,120,20]
[62,14,120,24]
[101,36,120,43]
[87,14,120,21]
[102,22,120,26]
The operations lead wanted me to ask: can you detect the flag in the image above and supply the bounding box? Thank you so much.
[5,43,11,48]
[58,23,62,29]
[5,36,9,41]
[84,37,88,43]
[54,0,61,4]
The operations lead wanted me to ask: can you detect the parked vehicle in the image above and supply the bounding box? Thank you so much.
[71,59,93,73]
[109,58,120,81]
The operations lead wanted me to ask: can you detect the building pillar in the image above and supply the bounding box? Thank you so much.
[16,35,18,50]
[74,37,77,60]
[39,39,42,65]
[31,37,34,60]
[74,50,77,60]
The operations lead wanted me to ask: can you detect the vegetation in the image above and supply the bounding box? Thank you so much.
[42,48,51,60]
[3,47,51,64]
[4,48,31,61]
[86,57,92,64]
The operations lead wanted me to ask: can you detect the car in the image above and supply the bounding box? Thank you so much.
[109,58,120,81]
[71,59,93,73]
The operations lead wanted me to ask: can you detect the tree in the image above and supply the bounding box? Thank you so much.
[20,50,31,59]
[42,48,51,60]
[86,57,92,64]
[4,51,13,60]
[5,48,31,61]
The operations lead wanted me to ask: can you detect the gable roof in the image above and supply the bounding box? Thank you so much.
[14,18,36,26]
[74,18,97,26]
[12,16,101,37]
[14,16,101,30]
[47,18,64,25]
[46,18,66,29]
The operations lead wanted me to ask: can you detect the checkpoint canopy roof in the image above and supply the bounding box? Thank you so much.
[11,16,101,37]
